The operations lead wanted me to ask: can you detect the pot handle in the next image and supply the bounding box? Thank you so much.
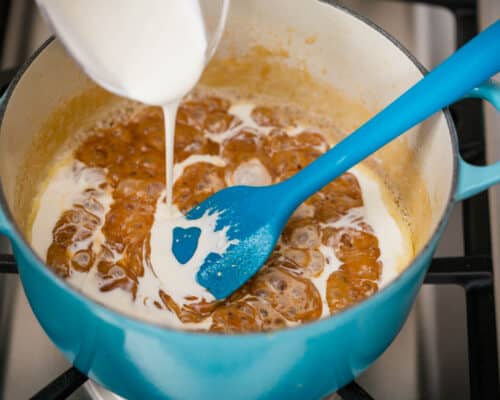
[455,80,500,201]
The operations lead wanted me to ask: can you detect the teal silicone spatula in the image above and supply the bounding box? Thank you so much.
[175,20,500,300]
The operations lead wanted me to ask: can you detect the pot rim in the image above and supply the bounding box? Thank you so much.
[0,0,459,339]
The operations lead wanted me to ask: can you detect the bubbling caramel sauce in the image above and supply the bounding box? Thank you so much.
[32,93,412,333]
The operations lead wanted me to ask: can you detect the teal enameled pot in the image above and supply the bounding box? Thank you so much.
[0,1,499,399]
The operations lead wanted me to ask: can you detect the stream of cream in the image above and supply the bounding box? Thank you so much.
[37,0,213,211]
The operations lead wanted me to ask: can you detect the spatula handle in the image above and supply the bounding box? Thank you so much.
[280,20,500,207]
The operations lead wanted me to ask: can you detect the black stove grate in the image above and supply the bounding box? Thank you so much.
[0,0,11,67]
[0,0,498,399]
[31,367,88,400]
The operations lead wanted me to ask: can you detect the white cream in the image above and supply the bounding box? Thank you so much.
[149,200,237,305]
[31,159,111,258]
[67,266,214,330]
[163,103,180,211]
[206,103,273,143]
[173,154,226,182]
[311,245,341,318]
[306,167,411,316]
[222,104,411,288]
[31,158,237,329]
[229,159,273,187]
[65,197,226,329]
[351,168,411,286]
[31,101,412,329]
